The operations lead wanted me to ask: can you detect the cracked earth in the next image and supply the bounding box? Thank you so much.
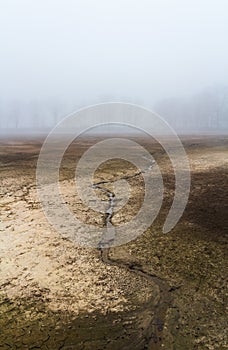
[0,135,227,349]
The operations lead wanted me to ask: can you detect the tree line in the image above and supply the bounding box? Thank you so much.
[0,87,227,132]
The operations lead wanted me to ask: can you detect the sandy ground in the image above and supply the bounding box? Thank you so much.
[0,135,227,349]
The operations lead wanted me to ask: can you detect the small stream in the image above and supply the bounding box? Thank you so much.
[92,161,176,349]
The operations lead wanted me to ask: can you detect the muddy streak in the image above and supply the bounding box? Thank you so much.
[101,248,173,349]
[91,184,116,247]
[93,162,176,349]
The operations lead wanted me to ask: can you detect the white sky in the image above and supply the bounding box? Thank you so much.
[0,0,228,105]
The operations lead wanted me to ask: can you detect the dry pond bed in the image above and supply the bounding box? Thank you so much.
[0,135,227,349]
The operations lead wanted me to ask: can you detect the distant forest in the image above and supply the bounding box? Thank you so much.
[155,86,228,131]
[1,86,228,132]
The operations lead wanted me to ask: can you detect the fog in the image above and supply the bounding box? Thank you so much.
[0,0,228,133]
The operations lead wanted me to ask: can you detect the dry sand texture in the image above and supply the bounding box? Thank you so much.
[0,135,227,349]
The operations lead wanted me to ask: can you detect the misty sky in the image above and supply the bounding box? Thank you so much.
[0,0,228,108]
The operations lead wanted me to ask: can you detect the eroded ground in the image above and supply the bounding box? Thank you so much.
[0,135,227,349]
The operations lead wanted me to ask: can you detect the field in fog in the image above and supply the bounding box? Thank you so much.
[0,135,227,350]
